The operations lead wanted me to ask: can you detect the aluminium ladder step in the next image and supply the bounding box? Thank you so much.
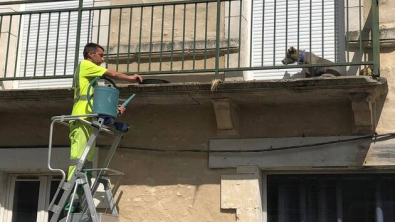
[59,213,120,222]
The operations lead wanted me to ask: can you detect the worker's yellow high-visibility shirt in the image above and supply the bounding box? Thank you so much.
[71,60,107,115]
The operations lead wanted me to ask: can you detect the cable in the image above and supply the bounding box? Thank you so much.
[116,133,395,153]
[3,133,395,154]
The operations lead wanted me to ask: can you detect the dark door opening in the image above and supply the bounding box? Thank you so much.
[267,174,395,222]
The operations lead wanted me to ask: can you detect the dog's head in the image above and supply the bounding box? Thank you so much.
[282,47,299,65]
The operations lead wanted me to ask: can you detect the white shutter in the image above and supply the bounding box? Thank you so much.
[17,0,93,89]
[247,0,339,80]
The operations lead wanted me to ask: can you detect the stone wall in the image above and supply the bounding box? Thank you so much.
[373,0,395,134]
[0,97,356,221]
[90,0,248,79]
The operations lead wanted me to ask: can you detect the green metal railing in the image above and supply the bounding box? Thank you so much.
[0,0,381,84]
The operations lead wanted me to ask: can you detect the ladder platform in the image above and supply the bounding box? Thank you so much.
[59,213,119,222]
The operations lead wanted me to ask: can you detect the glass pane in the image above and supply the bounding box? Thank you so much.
[12,181,40,222]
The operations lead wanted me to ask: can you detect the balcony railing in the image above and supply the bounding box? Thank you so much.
[0,0,380,86]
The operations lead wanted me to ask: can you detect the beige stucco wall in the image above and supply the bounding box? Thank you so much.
[0,99,355,221]
[0,1,393,222]
[109,0,220,45]
[364,0,395,29]
[342,0,395,134]
[373,0,395,134]
[375,49,395,134]
[92,0,242,74]
[0,102,354,146]
[107,151,235,222]
[378,0,395,28]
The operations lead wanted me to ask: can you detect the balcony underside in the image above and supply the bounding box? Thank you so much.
[0,76,387,136]
[0,76,386,106]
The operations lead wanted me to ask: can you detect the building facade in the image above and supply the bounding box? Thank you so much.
[0,0,395,221]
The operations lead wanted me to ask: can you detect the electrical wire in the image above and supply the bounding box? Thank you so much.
[2,133,395,154]
[115,133,395,153]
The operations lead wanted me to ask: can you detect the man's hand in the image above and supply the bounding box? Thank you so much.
[131,74,143,83]
[118,105,126,116]
[104,70,143,83]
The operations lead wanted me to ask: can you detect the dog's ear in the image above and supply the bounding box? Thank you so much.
[288,46,296,54]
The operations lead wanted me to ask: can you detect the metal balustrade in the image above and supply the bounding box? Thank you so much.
[0,0,381,86]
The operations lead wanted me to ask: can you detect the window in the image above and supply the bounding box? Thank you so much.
[16,0,93,89]
[267,174,395,222]
[248,0,343,80]
[5,175,61,222]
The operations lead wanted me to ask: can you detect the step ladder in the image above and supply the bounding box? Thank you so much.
[47,114,125,222]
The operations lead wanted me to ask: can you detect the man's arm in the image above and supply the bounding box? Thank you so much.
[104,70,143,83]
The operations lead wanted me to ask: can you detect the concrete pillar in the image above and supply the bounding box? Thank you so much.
[0,4,20,89]
[345,0,366,75]
[0,171,7,221]
[224,0,244,81]
[240,0,252,81]
[221,166,263,222]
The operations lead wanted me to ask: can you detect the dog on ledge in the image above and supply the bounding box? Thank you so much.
[282,46,342,78]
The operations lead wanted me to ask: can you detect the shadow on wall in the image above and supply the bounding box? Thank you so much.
[103,150,236,220]
[102,150,235,186]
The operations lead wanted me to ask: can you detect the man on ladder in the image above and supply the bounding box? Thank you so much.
[68,42,143,212]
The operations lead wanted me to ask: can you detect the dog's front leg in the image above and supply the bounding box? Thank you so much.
[309,67,316,77]
[301,68,311,78]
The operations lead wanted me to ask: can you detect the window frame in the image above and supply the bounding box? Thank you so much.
[263,171,395,222]
[4,174,61,222]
